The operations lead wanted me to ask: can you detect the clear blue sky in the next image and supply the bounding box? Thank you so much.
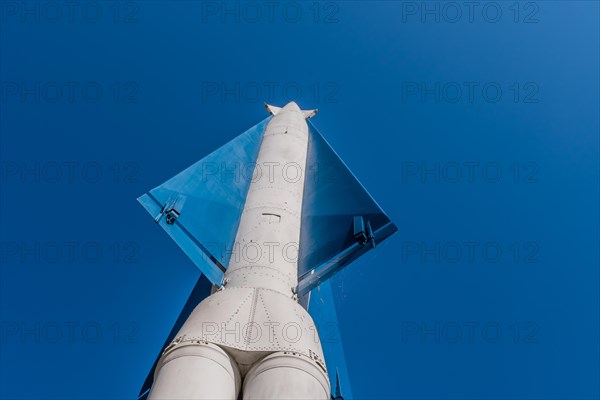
[1,1,598,399]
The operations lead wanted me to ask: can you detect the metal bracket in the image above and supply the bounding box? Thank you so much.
[366,220,376,249]
[165,208,180,225]
[353,216,367,245]
[154,196,181,225]
[353,216,375,248]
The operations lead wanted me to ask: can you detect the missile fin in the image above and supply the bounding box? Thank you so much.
[303,109,318,119]
[137,117,269,284]
[265,103,282,115]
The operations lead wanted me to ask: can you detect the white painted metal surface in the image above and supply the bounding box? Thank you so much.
[148,342,240,399]
[149,102,330,400]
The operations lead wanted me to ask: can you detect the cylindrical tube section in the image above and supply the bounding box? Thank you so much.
[243,352,330,400]
[148,342,240,400]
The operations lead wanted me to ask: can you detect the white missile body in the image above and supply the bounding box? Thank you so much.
[148,102,330,400]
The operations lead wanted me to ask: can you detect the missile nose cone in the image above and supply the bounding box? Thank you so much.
[283,101,301,112]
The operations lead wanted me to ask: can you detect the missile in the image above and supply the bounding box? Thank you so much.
[137,102,397,400]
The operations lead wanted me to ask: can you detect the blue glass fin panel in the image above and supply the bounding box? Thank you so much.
[299,121,397,280]
[308,279,353,400]
[137,118,269,284]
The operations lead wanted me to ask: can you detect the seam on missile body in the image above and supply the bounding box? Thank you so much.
[223,291,253,325]
[258,291,281,348]
[244,289,259,349]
